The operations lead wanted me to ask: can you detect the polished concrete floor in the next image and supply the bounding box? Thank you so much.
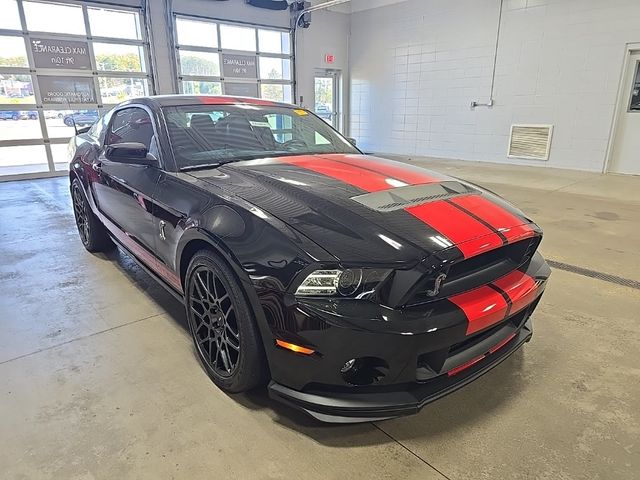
[0,160,638,479]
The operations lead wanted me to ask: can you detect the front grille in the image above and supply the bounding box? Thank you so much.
[416,304,534,382]
[409,235,541,305]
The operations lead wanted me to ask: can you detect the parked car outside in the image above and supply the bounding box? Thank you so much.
[0,111,20,120]
[314,104,333,121]
[63,111,99,127]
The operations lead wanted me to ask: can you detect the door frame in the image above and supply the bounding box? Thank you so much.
[604,42,640,174]
[314,69,342,132]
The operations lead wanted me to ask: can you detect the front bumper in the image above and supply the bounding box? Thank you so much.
[259,253,550,423]
[268,315,533,423]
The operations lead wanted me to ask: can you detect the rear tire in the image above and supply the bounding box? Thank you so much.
[71,178,114,252]
[185,250,268,393]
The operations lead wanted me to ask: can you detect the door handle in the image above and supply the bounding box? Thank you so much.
[92,161,102,173]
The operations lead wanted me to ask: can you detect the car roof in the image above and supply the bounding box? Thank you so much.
[122,94,296,110]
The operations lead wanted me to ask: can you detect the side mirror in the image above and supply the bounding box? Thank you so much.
[347,137,357,147]
[105,142,156,165]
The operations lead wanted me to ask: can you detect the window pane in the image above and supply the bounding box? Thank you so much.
[52,143,70,171]
[88,7,141,40]
[0,74,35,104]
[0,145,48,176]
[44,109,98,138]
[630,62,640,112]
[94,43,144,72]
[181,81,222,95]
[179,50,220,77]
[106,108,153,149]
[260,84,292,103]
[0,0,22,30]
[259,57,291,80]
[258,29,290,55]
[220,24,256,52]
[0,36,28,67]
[0,109,40,140]
[23,1,85,35]
[99,77,148,104]
[176,18,217,48]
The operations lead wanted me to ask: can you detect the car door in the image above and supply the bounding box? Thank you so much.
[90,106,162,258]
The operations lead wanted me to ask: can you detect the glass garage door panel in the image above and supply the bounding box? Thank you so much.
[0,0,21,30]
[88,7,141,40]
[99,78,149,104]
[0,110,40,140]
[51,143,71,171]
[181,81,222,95]
[93,43,146,72]
[179,50,220,77]
[23,1,86,35]
[174,16,294,103]
[0,1,152,180]
[0,36,28,67]
[176,18,218,48]
[0,145,48,176]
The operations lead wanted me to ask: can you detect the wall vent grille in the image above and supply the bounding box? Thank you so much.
[508,124,553,160]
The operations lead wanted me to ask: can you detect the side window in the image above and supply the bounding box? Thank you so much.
[88,110,112,144]
[106,107,154,150]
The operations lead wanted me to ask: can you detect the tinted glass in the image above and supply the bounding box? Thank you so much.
[163,104,359,170]
[107,108,153,149]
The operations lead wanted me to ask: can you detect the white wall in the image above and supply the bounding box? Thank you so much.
[295,9,351,125]
[349,0,640,172]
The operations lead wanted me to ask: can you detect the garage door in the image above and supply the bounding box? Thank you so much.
[0,0,154,180]
[173,15,293,103]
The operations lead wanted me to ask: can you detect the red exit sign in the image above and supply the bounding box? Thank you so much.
[324,54,335,64]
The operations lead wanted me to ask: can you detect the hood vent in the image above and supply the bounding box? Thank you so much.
[351,181,480,212]
[508,124,553,161]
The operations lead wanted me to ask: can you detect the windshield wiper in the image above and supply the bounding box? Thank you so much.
[180,162,223,172]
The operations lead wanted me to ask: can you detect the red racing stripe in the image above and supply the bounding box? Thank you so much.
[281,156,505,259]
[449,195,534,243]
[492,270,538,315]
[281,157,393,192]
[449,285,509,335]
[325,155,441,184]
[406,201,504,258]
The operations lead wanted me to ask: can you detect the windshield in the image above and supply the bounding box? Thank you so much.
[163,104,359,170]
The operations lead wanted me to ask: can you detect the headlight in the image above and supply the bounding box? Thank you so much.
[295,268,391,299]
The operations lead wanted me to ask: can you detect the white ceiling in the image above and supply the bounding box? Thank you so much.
[311,0,409,14]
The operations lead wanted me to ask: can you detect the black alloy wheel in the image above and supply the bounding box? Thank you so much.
[185,250,267,393]
[71,178,113,252]
[189,265,241,377]
[72,182,90,245]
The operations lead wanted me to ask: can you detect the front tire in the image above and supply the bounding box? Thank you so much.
[185,250,267,393]
[71,178,113,252]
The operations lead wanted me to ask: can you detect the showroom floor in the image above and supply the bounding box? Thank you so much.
[0,159,638,480]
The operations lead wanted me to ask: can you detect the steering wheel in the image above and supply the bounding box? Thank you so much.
[282,139,308,150]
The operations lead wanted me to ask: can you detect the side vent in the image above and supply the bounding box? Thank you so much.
[508,124,553,161]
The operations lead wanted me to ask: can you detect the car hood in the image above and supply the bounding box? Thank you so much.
[188,154,536,266]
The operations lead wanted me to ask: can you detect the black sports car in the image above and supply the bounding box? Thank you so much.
[69,95,550,423]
